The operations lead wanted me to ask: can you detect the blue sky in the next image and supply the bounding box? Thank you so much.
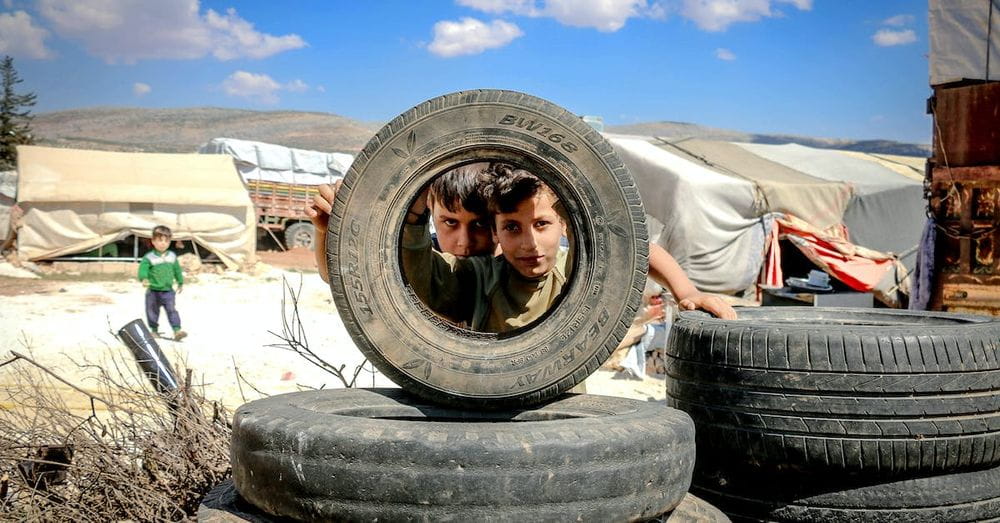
[2,1,930,143]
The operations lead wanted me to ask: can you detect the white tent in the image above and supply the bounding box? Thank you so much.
[607,135,925,299]
[15,145,257,269]
[199,137,353,186]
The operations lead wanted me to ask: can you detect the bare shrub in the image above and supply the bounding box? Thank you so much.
[0,350,231,521]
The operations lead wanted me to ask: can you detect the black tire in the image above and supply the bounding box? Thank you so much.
[666,307,1000,477]
[231,388,695,522]
[692,464,1000,522]
[326,89,648,408]
[283,222,315,250]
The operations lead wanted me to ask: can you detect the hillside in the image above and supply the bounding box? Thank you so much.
[30,107,930,157]
[605,121,931,157]
[32,107,381,154]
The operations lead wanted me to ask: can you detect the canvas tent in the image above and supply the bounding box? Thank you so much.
[14,145,256,269]
[607,135,925,303]
[0,170,15,245]
[198,137,353,185]
[929,0,1000,85]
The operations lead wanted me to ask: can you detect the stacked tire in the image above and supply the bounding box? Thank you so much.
[199,90,724,522]
[666,307,1000,522]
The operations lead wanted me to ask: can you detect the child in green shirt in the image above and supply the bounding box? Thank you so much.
[138,225,187,340]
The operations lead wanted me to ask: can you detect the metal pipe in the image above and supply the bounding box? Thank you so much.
[116,319,179,395]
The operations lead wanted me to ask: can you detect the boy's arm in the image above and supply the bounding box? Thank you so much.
[173,255,184,290]
[648,243,737,320]
[305,181,341,284]
[138,255,150,286]
[400,190,473,323]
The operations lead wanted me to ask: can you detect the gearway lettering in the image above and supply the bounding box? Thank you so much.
[510,307,610,389]
[498,114,579,154]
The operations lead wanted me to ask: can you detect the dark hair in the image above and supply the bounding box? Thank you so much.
[483,162,559,215]
[152,225,172,239]
[428,162,492,216]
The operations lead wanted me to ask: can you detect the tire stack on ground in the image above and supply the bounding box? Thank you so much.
[199,89,728,522]
[666,307,1000,522]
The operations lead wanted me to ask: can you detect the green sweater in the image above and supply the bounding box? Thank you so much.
[138,250,184,291]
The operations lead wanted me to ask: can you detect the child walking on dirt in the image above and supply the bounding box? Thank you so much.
[138,225,187,340]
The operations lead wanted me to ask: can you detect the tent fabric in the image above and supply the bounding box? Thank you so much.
[0,170,14,243]
[608,136,769,294]
[735,142,924,270]
[15,146,256,268]
[199,137,353,186]
[769,215,908,307]
[606,135,925,300]
[656,138,852,229]
[930,0,1000,85]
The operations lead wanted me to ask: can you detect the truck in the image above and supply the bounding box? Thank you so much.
[199,138,354,250]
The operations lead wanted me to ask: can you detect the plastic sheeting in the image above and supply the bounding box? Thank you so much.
[607,135,925,298]
[930,0,1000,85]
[609,136,768,294]
[15,146,256,268]
[199,137,354,186]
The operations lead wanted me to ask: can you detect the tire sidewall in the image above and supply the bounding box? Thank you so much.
[327,90,647,405]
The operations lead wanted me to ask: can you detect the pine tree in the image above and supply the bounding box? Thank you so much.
[0,55,37,171]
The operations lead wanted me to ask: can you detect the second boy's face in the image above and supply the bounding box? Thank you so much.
[430,200,495,257]
[493,192,566,279]
[151,235,170,253]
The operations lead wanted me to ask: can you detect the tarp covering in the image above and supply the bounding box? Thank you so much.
[15,146,256,268]
[199,137,353,186]
[0,170,15,243]
[930,0,1000,85]
[606,135,925,301]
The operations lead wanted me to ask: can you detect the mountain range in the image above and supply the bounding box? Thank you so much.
[30,107,931,157]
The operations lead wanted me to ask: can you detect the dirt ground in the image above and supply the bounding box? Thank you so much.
[0,249,666,415]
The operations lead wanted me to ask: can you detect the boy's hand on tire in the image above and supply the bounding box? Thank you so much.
[305,180,341,234]
[679,292,737,320]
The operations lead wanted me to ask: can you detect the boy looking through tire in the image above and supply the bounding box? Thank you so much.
[306,163,498,285]
[306,162,736,333]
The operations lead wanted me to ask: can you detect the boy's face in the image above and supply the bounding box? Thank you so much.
[429,198,495,257]
[151,235,170,253]
[493,191,566,279]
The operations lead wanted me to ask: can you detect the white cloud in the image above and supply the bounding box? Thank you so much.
[882,14,914,27]
[132,82,151,96]
[873,28,916,47]
[3,0,14,8]
[458,0,664,32]
[457,0,541,16]
[316,85,327,93]
[221,71,313,103]
[679,0,812,32]
[428,17,523,57]
[0,11,53,59]
[285,79,309,92]
[204,8,307,60]
[222,71,282,104]
[715,47,736,60]
[36,0,306,64]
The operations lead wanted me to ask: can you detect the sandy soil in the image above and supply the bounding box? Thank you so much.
[0,251,665,415]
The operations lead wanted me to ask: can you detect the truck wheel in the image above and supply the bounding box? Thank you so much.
[693,464,1000,522]
[283,222,315,250]
[326,89,647,408]
[231,388,695,522]
[667,307,1000,477]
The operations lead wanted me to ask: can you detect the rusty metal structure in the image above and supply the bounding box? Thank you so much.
[928,1,1000,315]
